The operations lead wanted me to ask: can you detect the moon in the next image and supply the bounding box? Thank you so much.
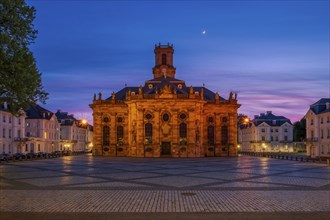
[202,30,206,35]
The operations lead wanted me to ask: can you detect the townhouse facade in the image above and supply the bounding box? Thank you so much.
[238,111,294,152]
[305,98,330,158]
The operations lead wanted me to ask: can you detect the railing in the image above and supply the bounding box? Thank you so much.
[305,138,318,142]
[250,140,271,143]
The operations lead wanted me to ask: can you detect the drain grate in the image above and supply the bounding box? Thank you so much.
[181,192,196,196]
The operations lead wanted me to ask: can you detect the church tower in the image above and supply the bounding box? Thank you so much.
[152,43,176,79]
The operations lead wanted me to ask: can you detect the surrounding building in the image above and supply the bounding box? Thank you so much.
[55,110,93,152]
[0,100,26,154]
[238,111,294,152]
[305,98,330,158]
[90,44,240,157]
[24,104,61,153]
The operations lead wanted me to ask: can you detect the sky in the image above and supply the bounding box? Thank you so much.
[27,0,329,123]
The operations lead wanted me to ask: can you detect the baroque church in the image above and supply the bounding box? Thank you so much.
[90,44,240,157]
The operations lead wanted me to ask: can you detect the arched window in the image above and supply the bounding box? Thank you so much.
[145,123,152,144]
[221,125,228,145]
[208,126,214,146]
[162,54,167,65]
[103,126,110,146]
[179,123,187,145]
[117,126,124,144]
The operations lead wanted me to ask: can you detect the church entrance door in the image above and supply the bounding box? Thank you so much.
[161,142,171,156]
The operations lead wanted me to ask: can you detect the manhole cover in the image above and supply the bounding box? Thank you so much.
[181,192,196,196]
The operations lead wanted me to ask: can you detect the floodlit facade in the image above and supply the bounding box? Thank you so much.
[305,98,330,158]
[25,104,61,153]
[238,111,294,152]
[0,101,26,154]
[55,110,93,152]
[90,44,240,157]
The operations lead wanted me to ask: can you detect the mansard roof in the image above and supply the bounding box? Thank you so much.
[253,111,292,127]
[107,76,226,101]
[310,98,330,115]
[25,104,54,120]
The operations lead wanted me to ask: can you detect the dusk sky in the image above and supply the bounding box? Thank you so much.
[27,0,329,123]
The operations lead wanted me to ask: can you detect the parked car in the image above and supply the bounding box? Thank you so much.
[26,152,38,159]
[37,152,47,158]
[0,153,10,161]
[13,153,26,160]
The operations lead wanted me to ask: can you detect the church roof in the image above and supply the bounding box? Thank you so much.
[106,76,226,101]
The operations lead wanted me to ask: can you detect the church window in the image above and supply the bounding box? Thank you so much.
[222,117,227,123]
[103,117,109,123]
[117,117,123,123]
[178,84,182,89]
[208,126,215,146]
[102,126,110,146]
[148,84,153,89]
[162,54,166,65]
[221,126,228,145]
[117,126,124,144]
[208,117,214,123]
[145,113,153,120]
[179,123,187,145]
[179,113,187,120]
[163,113,170,122]
[145,123,152,144]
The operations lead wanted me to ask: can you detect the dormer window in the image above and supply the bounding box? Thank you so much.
[178,84,182,89]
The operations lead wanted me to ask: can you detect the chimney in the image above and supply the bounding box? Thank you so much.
[267,111,272,115]
[326,102,330,110]
[3,101,8,109]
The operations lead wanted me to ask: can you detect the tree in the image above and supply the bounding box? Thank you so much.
[0,0,47,115]
[293,119,306,142]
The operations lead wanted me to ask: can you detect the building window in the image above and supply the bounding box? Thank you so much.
[178,84,182,89]
[9,117,11,123]
[2,128,5,138]
[38,144,40,151]
[25,144,28,152]
[221,126,228,145]
[145,113,153,120]
[284,128,288,132]
[321,130,324,139]
[162,113,170,122]
[261,128,265,133]
[327,117,329,123]
[148,84,153,89]
[117,117,123,123]
[311,119,313,125]
[3,116,5,122]
[311,130,314,138]
[208,117,214,123]
[145,123,152,144]
[321,118,323,124]
[222,117,227,123]
[179,123,187,145]
[284,136,288,141]
[207,126,214,146]
[162,54,166,65]
[179,113,187,120]
[103,117,110,123]
[275,129,278,132]
[271,129,273,132]
[17,130,21,138]
[271,136,274,141]
[327,129,330,139]
[9,129,11,138]
[117,126,124,145]
[262,136,265,141]
[102,125,110,146]
[18,119,21,125]
[26,122,30,127]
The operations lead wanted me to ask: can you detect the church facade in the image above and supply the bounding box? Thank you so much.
[90,44,240,157]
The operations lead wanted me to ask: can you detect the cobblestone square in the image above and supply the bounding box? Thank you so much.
[0,155,329,220]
